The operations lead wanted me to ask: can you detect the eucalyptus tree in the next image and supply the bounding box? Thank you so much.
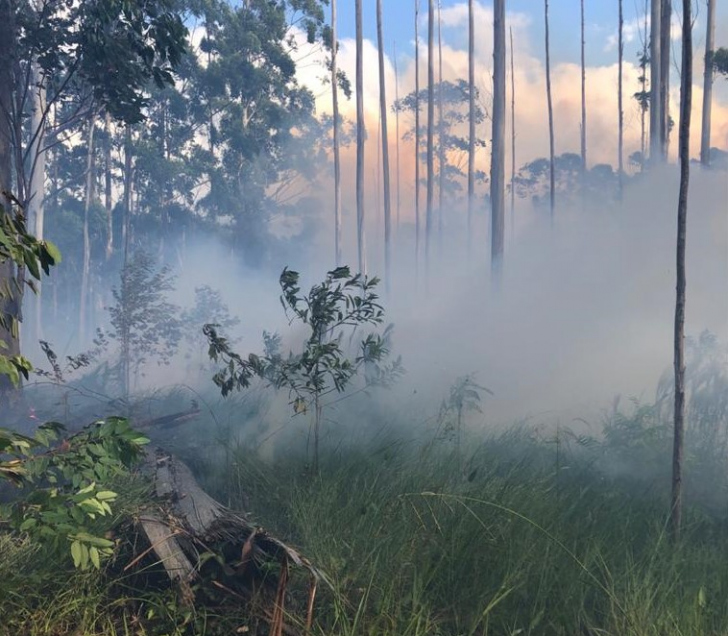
[618,0,624,198]
[649,0,663,163]
[331,0,342,264]
[414,0,421,274]
[580,0,587,174]
[700,0,717,166]
[376,0,392,292]
[426,0,435,272]
[437,0,445,252]
[355,0,366,275]
[467,0,475,255]
[544,0,556,219]
[491,0,506,276]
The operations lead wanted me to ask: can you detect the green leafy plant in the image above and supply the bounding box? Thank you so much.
[205,266,402,470]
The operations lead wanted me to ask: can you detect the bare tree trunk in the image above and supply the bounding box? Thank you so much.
[394,40,401,235]
[660,0,671,159]
[437,0,445,255]
[426,0,434,274]
[618,0,624,200]
[105,111,113,260]
[414,0,421,278]
[700,0,716,166]
[580,0,587,175]
[331,0,342,266]
[671,0,692,542]
[491,0,506,277]
[544,0,556,219]
[377,0,392,293]
[355,0,367,275]
[123,126,133,267]
[28,60,46,342]
[640,0,648,171]
[79,113,96,343]
[650,0,663,163]
[510,27,516,239]
[467,0,475,258]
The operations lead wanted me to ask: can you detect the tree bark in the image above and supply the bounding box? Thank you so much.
[394,41,401,235]
[376,0,392,294]
[467,0,475,257]
[123,126,133,267]
[671,0,692,542]
[426,0,434,274]
[437,0,445,255]
[544,0,556,219]
[700,0,716,166]
[650,0,663,163]
[414,0,421,278]
[331,0,342,266]
[105,112,113,260]
[618,0,624,200]
[355,0,367,275]
[491,0,506,277]
[660,0,671,159]
[79,112,96,343]
[580,0,587,175]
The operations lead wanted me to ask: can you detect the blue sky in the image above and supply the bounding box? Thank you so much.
[331,1,728,69]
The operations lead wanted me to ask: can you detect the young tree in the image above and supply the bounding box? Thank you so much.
[671,0,693,541]
[660,0,671,159]
[376,0,392,293]
[331,0,342,265]
[650,0,663,163]
[491,0,506,276]
[467,0,475,256]
[355,0,367,275]
[79,112,97,342]
[510,27,516,236]
[544,0,556,219]
[394,41,401,233]
[437,0,445,252]
[426,0,435,273]
[700,0,717,166]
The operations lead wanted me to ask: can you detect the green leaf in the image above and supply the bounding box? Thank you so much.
[89,545,100,569]
[71,540,83,568]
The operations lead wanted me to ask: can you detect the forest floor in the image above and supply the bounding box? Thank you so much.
[2,417,728,636]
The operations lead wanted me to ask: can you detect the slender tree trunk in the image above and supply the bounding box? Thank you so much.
[394,41,401,235]
[437,0,445,254]
[467,0,475,258]
[580,0,587,175]
[492,0,506,277]
[700,0,716,166]
[640,0,648,171]
[331,0,342,265]
[105,111,113,260]
[0,0,19,403]
[426,0,435,274]
[660,0,671,159]
[510,27,516,238]
[544,0,556,219]
[671,0,692,542]
[355,0,367,275]
[28,60,46,342]
[79,113,96,343]
[376,0,392,293]
[650,0,663,163]
[618,0,624,200]
[414,0,421,278]
[123,126,133,267]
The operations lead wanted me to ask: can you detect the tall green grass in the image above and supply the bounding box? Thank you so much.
[198,427,728,636]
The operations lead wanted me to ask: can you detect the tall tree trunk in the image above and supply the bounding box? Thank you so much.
[467,0,475,257]
[355,0,367,275]
[394,40,401,235]
[414,0,421,277]
[544,0,556,219]
[28,60,46,342]
[123,126,133,268]
[671,0,692,542]
[700,0,716,166]
[580,0,587,175]
[79,113,96,343]
[650,0,663,163]
[491,0,506,276]
[376,0,392,293]
[437,0,445,255]
[105,111,113,260]
[510,26,516,238]
[0,0,19,403]
[618,0,624,200]
[640,0,648,171]
[660,0,671,159]
[426,0,434,274]
[331,0,342,266]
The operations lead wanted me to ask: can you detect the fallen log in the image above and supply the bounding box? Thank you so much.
[129,447,319,633]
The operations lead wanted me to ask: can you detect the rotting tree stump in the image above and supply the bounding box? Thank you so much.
[127,441,319,636]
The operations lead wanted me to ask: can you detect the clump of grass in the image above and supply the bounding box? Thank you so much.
[203,427,728,636]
